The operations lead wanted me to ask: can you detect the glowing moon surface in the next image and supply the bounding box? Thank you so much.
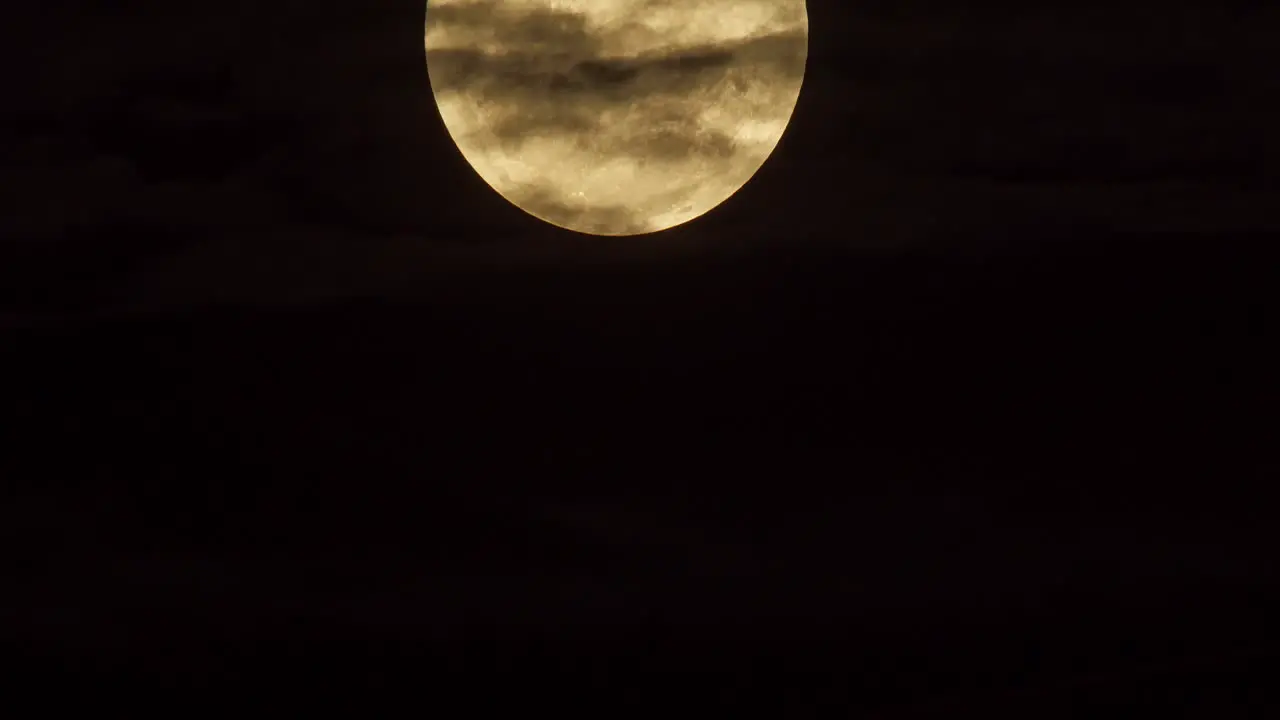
[425,0,808,236]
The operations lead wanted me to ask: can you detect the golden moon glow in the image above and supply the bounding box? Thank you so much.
[425,0,808,236]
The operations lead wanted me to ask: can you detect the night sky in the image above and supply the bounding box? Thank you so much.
[3,0,1278,713]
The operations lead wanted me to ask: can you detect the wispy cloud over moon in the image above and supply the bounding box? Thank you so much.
[425,0,808,235]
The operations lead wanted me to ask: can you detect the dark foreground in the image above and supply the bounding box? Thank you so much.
[3,234,1277,714]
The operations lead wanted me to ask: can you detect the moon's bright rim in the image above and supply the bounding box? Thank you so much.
[425,0,808,236]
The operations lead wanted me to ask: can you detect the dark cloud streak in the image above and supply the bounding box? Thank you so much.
[427,1,602,53]
[426,0,806,95]
[428,22,807,150]
[619,126,739,163]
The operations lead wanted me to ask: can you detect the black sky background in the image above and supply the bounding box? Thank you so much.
[3,0,1279,713]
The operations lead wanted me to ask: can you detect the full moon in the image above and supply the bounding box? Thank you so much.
[425,0,808,236]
